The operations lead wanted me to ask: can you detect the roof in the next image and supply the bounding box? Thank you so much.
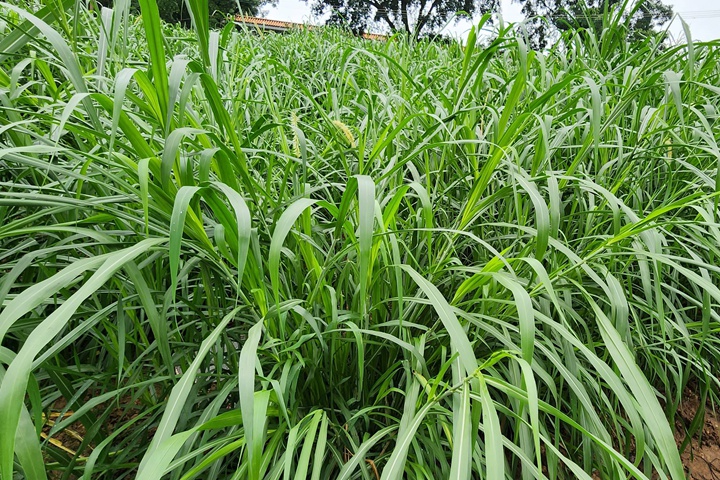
[234,15,386,40]
[234,15,305,32]
[361,32,387,41]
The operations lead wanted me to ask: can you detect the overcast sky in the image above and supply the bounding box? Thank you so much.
[265,0,720,42]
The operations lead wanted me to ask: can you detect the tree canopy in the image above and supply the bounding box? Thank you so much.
[308,0,499,39]
[514,0,673,48]
[306,0,672,43]
[96,0,268,27]
[159,0,264,27]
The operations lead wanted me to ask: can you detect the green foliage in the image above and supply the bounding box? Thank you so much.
[514,0,673,49]
[95,0,265,27]
[308,0,497,38]
[0,1,719,479]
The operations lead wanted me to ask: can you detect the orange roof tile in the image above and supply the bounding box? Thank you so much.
[234,15,386,40]
[361,32,387,40]
[234,15,305,30]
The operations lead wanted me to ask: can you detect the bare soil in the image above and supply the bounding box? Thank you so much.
[43,395,143,479]
[41,386,720,479]
[676,388,720,479]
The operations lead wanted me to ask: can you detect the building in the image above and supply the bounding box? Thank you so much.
[234,15,387,41]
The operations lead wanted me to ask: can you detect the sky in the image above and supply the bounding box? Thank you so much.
[265,0,720,42]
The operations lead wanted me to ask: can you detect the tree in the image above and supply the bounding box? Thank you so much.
[95,0,267,28]
[513,0,673,49]
[306,0,499,39]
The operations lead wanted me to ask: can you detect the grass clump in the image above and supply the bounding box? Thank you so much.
[0,1,719,479]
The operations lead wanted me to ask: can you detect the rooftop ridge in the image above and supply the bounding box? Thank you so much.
[234,14,387,40]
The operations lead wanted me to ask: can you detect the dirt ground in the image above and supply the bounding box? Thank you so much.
[41,387,720,479]
[676,388,720,479]
[43,395,143,479]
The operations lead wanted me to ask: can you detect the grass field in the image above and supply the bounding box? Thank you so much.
[1,0,719,478]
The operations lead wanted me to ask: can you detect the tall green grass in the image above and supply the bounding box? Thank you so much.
[0,1,719,478]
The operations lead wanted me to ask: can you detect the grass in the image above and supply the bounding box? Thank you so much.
[0,0,719,478]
